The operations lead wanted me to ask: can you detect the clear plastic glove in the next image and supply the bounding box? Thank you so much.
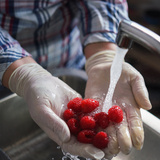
[8,63,105,160]
[85,50,152,159]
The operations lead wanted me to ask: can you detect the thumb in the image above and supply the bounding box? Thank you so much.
[51,111,71,143]
[131,76,152,110]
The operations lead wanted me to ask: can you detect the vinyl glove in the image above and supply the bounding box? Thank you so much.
[85,50,152,159]
[8,63,105,160]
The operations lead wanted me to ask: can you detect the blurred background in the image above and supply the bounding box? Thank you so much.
[126,0,160,118]
[0,1,160,159]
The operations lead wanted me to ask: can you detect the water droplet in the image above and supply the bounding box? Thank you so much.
[113,99,117,104]
[122,103,126,107]
[52,93,56,98]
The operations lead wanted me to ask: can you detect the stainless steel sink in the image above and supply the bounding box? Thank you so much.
[0,68,160,160]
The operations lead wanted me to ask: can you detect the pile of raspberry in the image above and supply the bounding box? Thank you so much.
[63,97,123,149]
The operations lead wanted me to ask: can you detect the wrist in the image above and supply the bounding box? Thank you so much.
[2,56,36,88]
[85,50,116,74]
[9,63,52,97]
[84,42,117,59]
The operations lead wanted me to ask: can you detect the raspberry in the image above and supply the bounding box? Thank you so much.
[108,105,123,123]
[93,131,108,149]
[67,97,83,112]
[67,118,81,135]
[77,130,96,144]
[80,116,96,130]
[81,99,99,113]
[76,112,85,122]
[94,112,109,129]
[63,109,75,121]
[64,98,112,148]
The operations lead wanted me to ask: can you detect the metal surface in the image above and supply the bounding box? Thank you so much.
[116,20,160,53]
[0,148,11,160]
[0,68,160,160]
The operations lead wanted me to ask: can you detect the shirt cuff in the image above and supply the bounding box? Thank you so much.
[82,31,117,47]
[0,44,31,85]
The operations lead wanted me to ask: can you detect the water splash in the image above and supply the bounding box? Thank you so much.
[62,150,95,160]
[62,150,80,160]
[103,47,128,112]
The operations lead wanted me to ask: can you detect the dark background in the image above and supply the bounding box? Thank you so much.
[126,0,160,118]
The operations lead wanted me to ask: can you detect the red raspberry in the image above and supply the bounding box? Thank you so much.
[77,130,96,144]
[80,116,96,130]
[93,131,108,149]
[67,118,81,135]
[81,99,99,113]
[63,109,75,121]
[76,112,85,122]
[94,112,109,129]
[108,105,123,123]
[67,97,83,112]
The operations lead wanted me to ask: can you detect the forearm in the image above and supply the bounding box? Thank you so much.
[84,42,117,59]
[2,57,37,88]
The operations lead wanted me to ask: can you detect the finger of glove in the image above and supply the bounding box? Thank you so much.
[33,106,70,143]
[115,111,132,155]
[62,136,105,160]
[124,103,144,150]
[103,123,120,159]
[131,75,152,110]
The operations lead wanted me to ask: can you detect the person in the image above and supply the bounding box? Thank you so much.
[0,0,152,159]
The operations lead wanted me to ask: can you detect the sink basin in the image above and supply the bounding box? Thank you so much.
[0,68,160,160]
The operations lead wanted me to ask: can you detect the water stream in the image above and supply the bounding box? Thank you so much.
[102,47,128,112]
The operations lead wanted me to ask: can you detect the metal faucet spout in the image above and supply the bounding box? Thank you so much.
[116,20,160,53]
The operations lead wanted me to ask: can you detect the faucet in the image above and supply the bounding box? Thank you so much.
[116,20,160,53]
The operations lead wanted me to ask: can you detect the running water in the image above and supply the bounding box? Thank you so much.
[102,47,128,113]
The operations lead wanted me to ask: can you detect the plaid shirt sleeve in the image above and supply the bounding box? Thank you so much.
[0,27,31,84]
[75,0,130,47]
[0,0,130,86]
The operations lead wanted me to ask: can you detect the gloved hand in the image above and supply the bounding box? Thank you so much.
[8,63,105,160]
[85,50,152,159]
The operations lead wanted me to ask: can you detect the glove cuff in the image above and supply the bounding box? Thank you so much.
[85,50,116,74]
[9,63,52,98]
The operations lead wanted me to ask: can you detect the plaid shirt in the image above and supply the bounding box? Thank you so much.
[0,0,129,86]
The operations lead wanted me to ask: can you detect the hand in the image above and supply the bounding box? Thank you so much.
[8,63,105,159]
[85,50,152,159]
